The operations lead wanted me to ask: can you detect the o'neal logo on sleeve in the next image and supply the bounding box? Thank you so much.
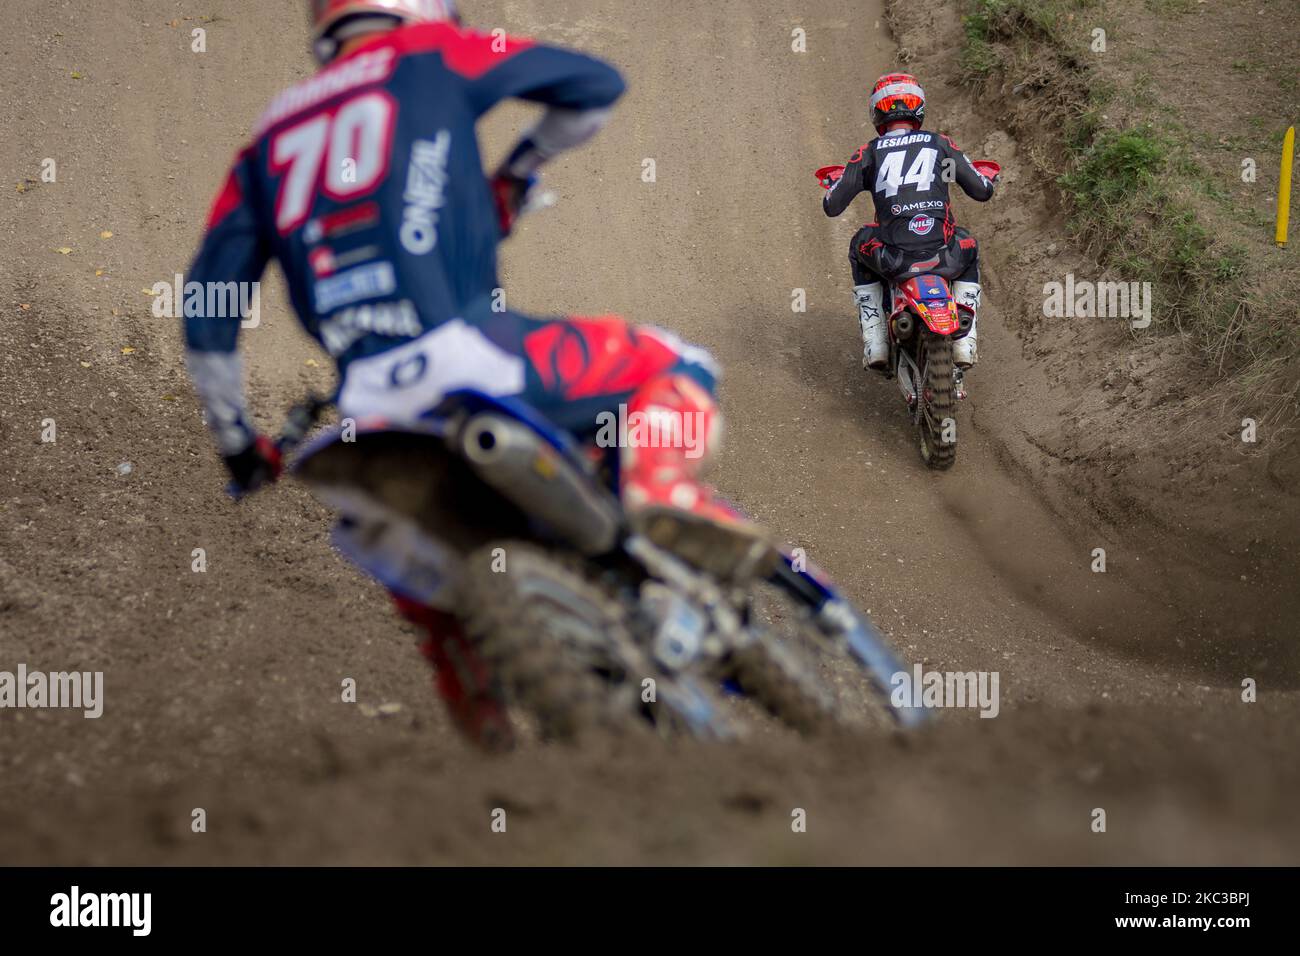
[401,132,452,256]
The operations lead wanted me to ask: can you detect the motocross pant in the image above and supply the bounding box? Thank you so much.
[849,225,982,368]
[849,224,981,286]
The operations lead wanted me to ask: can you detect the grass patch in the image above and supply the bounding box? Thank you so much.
[956,0,1100,57]
[1059,129,1165,207]
[959,8,1000,77]
[956,0,1297,407]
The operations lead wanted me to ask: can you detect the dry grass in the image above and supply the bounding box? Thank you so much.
[957,0,1300,423]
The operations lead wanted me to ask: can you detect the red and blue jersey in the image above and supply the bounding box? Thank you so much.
[184,21,624,366]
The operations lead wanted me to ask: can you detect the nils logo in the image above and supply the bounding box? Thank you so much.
[908,214,935,236]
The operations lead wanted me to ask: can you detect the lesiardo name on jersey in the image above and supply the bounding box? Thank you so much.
[876,132,934,149]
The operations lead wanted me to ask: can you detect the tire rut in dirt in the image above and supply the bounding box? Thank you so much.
[460,541,648,743]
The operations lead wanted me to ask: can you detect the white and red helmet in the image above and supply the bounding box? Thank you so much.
[311,0,459,60]
[871,72,926,134]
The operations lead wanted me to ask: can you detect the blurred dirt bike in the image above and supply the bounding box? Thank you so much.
[271,389,927,743]
[255,179,926,744]
[815,160,1001,470]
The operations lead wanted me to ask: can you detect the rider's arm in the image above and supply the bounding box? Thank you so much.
[940,134,995,202]
[823,147,871,218]
[464,33,626,177]
[183,153,271,458]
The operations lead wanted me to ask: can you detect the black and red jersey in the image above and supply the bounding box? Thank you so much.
[823,129,994,252]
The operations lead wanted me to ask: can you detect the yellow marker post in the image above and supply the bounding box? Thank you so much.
[1278,126,1295,248]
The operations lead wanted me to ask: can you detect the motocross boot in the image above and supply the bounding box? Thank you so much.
[392,594,516,753]
[854,282,889,371]
[620,374,778,582]
[952,280,981,368]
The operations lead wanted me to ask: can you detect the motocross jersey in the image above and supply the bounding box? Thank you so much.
[183,21,624,452]
[822,129,994,253]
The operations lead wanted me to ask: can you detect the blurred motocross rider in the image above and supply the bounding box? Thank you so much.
[822,73,996,371]
[182,0,771,749]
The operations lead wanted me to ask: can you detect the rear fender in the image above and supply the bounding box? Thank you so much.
[294,425,529,553]
[291,389,618,555]
[898,275,959,336]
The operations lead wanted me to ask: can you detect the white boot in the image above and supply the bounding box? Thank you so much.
[854,283,888,371]
[952,280,981,368]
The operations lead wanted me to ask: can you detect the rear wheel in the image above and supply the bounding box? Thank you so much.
[918,333,957,470]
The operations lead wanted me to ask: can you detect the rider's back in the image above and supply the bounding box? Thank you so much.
[823,128,993,254]
[188,21,624,366]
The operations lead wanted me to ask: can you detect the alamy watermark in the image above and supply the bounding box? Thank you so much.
[50,886,150,936]
[1043,273,1152,329]
[890,664,1000,718]
[593,404,708,459]
[149,274,261,328]
[0,665,103,718]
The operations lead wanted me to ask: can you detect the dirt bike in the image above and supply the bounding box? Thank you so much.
[815,160,1001,470]
[240,176,926,745]
[262,387,928,745]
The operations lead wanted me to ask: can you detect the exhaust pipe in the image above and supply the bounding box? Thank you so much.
[894,312,914,339]
[460,413,621,555]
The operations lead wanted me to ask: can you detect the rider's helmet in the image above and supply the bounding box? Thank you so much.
[311,0,460,63]
[871,73,925,134]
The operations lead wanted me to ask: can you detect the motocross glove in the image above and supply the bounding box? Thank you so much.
[223,434,282,498]
[490,169,535,238]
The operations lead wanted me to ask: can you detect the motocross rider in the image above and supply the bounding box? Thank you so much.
[182,0,771,749]
[822,73,996,371]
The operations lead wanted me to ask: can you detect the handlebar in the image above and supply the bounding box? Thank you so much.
[224,394,332,502]
[276,393,333,456]
[518,185,558,218]
[815,164,845,190]
[812,160,1001,188]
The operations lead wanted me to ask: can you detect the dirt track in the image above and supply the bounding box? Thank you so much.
[1,0,1297,865]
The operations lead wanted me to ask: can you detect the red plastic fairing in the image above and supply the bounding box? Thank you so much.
[972,160,1001,180]
[899,276,960,335]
